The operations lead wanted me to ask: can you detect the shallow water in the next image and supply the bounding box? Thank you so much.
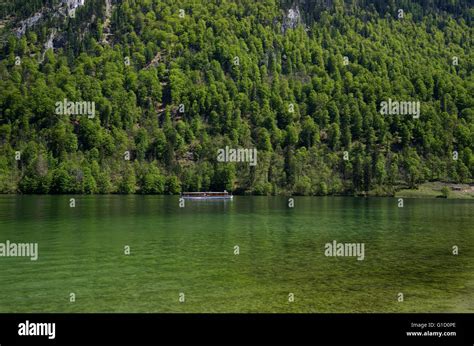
[0,195,472,312]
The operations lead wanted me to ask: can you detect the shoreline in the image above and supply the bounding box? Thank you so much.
[1,184,473,199]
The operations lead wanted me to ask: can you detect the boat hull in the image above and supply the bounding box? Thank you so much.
[182,195,233,200]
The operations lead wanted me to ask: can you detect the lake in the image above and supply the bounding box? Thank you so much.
[0,195,472,312]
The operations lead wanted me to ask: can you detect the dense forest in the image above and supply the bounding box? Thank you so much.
[0,0,472,195]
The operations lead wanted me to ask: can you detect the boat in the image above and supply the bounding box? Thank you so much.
[181,190,233,200]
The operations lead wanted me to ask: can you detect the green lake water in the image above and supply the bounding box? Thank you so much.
[0,195,472,313]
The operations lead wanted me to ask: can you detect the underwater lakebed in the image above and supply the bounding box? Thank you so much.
[0,195,472,313]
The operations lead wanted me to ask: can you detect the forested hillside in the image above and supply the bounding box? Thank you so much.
[0,0,472,195]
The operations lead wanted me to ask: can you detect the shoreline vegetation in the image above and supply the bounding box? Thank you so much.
[393,182,474,199]
[1,182,472,199]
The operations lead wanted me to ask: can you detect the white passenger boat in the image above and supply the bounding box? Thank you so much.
[181,191,233,200]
